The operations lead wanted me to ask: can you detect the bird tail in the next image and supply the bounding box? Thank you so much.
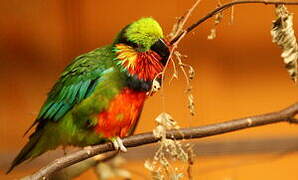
[6,131,43,174]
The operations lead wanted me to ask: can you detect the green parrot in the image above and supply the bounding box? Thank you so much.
[7,17,170,173]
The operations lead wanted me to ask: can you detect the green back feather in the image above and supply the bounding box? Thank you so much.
[24,45,116,135]
[9,45,123,173]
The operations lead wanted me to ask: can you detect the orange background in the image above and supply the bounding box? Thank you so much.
[0,0,298,179]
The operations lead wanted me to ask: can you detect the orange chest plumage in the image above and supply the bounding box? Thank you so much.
[95,88,147,138]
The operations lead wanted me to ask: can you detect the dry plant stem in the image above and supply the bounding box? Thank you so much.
[169,58,178,83]
[175,52,191,86]
[22,102,298,180]
[161,30,186,82]
[164,0,201,84]
[170,0,202,39]
[186,144,195,180]
[170,0,298,44]
[159,30,186,99]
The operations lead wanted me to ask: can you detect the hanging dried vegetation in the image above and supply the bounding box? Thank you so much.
[271,5,298,82]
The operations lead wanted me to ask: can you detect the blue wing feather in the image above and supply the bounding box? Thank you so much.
[78,80,91,101]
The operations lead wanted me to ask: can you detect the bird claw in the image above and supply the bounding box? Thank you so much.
[112,137,127,152]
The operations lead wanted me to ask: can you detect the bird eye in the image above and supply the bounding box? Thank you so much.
[125,39,144,51]
[128,41,139,48]
[124,39,138,48]
[118,35,138,48]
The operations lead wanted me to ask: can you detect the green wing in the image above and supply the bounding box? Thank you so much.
[25,46,115,134]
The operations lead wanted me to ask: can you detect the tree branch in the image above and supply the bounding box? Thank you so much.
[170,0,298,44]
[22,102,298,180]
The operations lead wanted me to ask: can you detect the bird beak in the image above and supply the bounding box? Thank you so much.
[151,38,170,65]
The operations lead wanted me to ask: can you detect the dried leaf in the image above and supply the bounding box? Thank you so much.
[153,125,166,138]
[207,2,223,40]
[147,113,191,179]
[187,94,195,116]
[155,113,179,130]
[271,5,298,82]
[153,113,179,138]
[208,29,217,40]
[174,52,196,116]
[188,64,195,80]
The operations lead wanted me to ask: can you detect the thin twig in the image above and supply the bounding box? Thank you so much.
[169,58,178,83]
[22,102,298,180]
[171,0,298,44]
[186,144,195,180]
[175,52,191,86]
[159,0,202,114]
[169,0,202,40]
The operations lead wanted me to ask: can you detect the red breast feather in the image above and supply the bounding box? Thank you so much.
[95,88,146,137]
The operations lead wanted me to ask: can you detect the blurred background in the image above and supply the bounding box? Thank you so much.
[0,0,298,179]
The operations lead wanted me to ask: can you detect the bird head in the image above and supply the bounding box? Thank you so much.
[113,17,170,81]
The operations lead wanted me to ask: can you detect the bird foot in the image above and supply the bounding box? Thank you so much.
[112,137,127,152]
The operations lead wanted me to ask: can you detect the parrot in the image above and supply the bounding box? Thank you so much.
[7,17,170,173]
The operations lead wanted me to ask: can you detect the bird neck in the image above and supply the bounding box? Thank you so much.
[113,43,164,82]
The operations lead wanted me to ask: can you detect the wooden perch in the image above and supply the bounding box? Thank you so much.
[22,102,298,180]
